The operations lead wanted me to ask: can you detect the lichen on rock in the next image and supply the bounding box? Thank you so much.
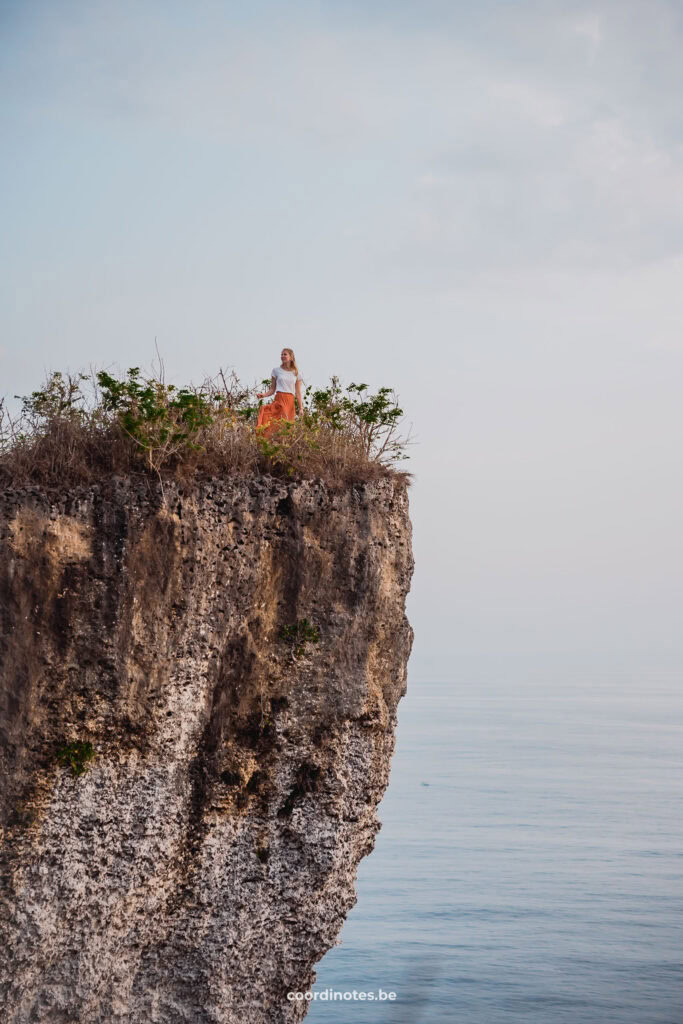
[0,474,413,1023]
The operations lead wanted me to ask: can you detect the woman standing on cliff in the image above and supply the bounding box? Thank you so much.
[255,348,304,438]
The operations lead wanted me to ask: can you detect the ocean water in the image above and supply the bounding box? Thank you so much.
[306,673,683,1024]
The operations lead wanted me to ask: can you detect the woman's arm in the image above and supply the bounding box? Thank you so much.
[295,378,303,415]
[256,376,276,400]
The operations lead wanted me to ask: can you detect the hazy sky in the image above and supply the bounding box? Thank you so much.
[2,0,682,681]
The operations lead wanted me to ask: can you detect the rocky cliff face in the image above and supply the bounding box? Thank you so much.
[0,475,413,1024]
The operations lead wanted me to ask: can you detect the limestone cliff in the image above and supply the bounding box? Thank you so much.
[0,475,413,1023]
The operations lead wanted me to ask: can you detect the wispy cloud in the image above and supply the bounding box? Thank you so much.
[5,1,681,276]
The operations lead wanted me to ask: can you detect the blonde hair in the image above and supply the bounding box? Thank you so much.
[281,348,299,375]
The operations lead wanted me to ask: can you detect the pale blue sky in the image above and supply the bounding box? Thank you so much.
[2,0,682,680]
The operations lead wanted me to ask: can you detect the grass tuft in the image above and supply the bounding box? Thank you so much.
[57,740,96,778]
[279,618,321,658]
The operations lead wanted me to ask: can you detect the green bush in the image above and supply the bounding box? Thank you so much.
[96,368,215,474]
[305,376,408,465]
[57,740,96,778]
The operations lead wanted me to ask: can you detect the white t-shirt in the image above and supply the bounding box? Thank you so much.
[271,366,303,394]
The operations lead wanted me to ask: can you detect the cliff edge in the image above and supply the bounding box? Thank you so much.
[0,475,413,1023]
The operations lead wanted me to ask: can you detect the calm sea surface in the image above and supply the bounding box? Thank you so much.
[306,674,683,1023]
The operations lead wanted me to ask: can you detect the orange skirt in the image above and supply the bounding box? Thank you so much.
[256,391,296,439]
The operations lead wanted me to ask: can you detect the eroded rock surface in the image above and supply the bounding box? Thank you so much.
[0,476,413,1023]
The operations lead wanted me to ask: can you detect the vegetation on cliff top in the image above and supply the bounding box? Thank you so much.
[0,366,411,489]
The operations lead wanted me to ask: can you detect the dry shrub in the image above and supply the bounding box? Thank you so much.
[0,366,412,491]
[0,372,130,486]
